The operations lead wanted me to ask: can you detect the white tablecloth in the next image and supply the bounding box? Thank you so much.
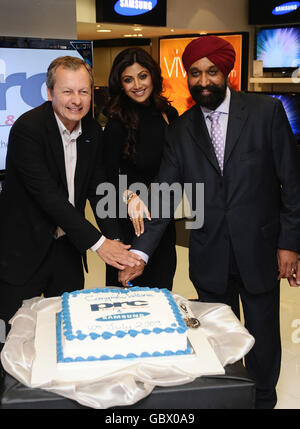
[1,293,254,409]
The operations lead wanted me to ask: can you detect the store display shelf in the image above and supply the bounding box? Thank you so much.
[249,77,300,84]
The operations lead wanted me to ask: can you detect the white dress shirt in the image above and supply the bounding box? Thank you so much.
[200,86,231,140]
[54,114,105,251]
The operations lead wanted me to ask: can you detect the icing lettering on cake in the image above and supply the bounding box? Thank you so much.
[56,287,191,362]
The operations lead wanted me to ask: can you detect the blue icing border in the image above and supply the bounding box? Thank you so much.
[61,287,188,341]
[58,286,190,363]
[56,312,64,363]
[57,311,192,363]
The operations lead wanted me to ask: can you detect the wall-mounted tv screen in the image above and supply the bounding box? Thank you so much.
[0,37,93,177]
[249,92,300,143]
[255,25,300,71]
[249,0,300,25]
[159,33,248,115]
[96,0,166,26]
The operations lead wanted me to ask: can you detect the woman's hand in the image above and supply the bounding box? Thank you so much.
[127,193,151,237]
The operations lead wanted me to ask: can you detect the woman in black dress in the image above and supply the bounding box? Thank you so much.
[103,47,178,290]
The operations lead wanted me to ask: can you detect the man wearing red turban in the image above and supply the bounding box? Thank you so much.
[182,35,236,77]
[120,36,300,409]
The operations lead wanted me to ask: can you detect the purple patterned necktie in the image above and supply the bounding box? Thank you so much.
[207,111,224,173]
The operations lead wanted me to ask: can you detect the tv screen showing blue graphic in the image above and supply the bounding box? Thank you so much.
[255,25,300,70]
[250,92,300,144]
[0,37,93,174]
[96,0,166,26]
[271,93,300,143]
[249,1,300,25]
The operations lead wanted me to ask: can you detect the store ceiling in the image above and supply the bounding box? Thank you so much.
[77,21,202,41]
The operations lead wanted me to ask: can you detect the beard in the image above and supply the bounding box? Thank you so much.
[189,81,227,110]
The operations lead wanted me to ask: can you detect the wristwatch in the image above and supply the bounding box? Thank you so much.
[122,190,136,204]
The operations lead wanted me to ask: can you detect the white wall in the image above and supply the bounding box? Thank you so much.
[76,0,96,23]
[167,0,250,32]
[0,0,77,39]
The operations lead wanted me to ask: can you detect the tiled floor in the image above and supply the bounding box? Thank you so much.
[85,239,300,409]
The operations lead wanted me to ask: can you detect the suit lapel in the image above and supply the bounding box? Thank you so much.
[187,105,220,173]
[46,108,68,192]
[224,90,248,166]
[46,104,93,205]
[74,126,93,206]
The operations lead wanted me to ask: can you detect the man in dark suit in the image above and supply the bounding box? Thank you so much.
[0,56,141,335]
[118,36,300,408]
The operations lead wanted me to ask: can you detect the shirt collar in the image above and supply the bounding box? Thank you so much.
[54,112,82,139]
[201,86,231,117]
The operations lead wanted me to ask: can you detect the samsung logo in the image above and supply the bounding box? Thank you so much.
[91,300,148,311]
[114,0,157,16]
[272,1,300,15]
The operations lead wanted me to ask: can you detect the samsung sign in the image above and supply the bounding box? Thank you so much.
[249,0,300,24]
[115,1,157,16]
[96,0,166,26]
[272,1,300,15]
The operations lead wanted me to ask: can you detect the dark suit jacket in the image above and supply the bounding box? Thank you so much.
[0,101,120,286]
[132,90,300,294]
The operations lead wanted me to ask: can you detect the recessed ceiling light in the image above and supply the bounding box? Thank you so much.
[96,29,112,33]
[133,27,142,31]
[170,29,175,32]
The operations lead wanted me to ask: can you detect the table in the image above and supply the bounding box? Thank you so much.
[0,361,255,409]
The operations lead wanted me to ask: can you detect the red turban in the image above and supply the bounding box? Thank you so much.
[182,35,236,76]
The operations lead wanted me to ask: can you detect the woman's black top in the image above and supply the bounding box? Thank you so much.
[103,101,178,289]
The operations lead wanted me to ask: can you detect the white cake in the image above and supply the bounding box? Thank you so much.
[57,287,191,362]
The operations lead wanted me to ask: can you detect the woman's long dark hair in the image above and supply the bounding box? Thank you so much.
[106,48,171,162]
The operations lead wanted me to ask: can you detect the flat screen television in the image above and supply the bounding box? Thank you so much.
[248,91,300,144]
[0,37,93,179]
[249,0,300,25]
[96,0,167,26]
[255,25,300,72]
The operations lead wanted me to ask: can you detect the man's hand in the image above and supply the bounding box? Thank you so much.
[96,239,141,270]
[277,249,299,280]
[118,261,146,287]
[287,260,300,287]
